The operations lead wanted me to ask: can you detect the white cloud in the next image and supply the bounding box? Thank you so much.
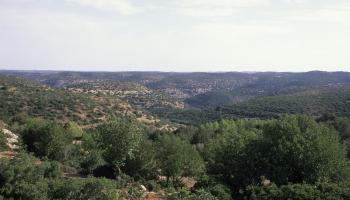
[283,1,350,26]
[1,0,350,71]
[177,0,270,17]
[64,0,143,15]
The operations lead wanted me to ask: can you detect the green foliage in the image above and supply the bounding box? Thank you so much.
[78,131,105,175]
[0,153,58,199]
[247,115,350,185]
[152,89,350,125]
[21,119,73,161]
[246,182,350,200]
[0,75,135,126]
[123,138,158,180]
[80,151,104,175]
[218,89,350,119]
[65,121,83,139]
[0,153,123,200]
[194,175,232,200]
[174,126,198,142]
[156,134,205,180]
[185,91,235,108]
[202,115,350,198]
[167,188,219,200]
[95,118,142,170]
[2,71,350,200]
[47,177,122,200]
[76,178,121,200]
[185,189,219,200]
[317,114,350,157]
[204,120,260,176]
[0,130,7,151]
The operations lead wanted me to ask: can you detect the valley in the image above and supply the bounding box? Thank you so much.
[1,70,350,200]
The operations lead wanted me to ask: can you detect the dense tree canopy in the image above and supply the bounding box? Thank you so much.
[21,118,73,161]
[0,130,7,151]
[94,118,143,171]
[156,134,205,181]
[2,114,350,199]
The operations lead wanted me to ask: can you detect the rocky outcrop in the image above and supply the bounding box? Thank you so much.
[2,128,19,150]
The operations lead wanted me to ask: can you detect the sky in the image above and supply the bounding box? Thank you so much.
[0,0,349,72]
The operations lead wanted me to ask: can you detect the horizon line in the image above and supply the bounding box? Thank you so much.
[0,68,349,74]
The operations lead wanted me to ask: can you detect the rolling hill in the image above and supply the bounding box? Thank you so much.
[0,75,172,129]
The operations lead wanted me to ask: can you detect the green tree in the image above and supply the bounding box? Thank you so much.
[205,115,350,197]
[0,153,53,200]
[156,134,204,182]
[193,175,232,200]
[250,115,350,185]
[123,138,158,180]
[246,182,350,200]
[204,119,259,180]
[65,121,84,139]
[47,177,122,200]
[21,119,73,161]
[78,178,120,200]
[95,118,142,174]
[78,131,105,175]
[0,130,7,151]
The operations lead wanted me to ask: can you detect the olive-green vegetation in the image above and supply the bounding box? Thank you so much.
[65,121,84,139]
[0,130,7,151]
[152,88,350,125]
[2,114,350,199]
[155,134,205,181]
[2,72,350,199]
[21,118,74,161]
[218,89,350,119]
[65,80,182,111]
[94,118,143,172]
[0,153,127,200]
[193,115,350,199]
[0,75,140,125]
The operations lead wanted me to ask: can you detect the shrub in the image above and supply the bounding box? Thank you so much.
[0,130,7,151]
[21,119,73,161]
[94,118,142,172]
[156,134,205,182]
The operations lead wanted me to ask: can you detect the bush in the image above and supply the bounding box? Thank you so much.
[94,118,142,171]
[65,121,84,139]
[167,188,218,200]
[0,130,7,151]
[194,175,232,200]
[48,177,122,200]
[21,119,73,161]
[156,134,205,181]
[0,153,52,199]
[123,138,158,180]
[144,180,160,192]
[246,182,350,200]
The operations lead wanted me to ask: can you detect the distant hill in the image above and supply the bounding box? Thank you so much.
[0,75,169,128]
[218,88,350,119]
[1,70,350,125]
[184,71,350,108]
[152,88,350,125]
[1,70,349,106]
[65,80,184,110]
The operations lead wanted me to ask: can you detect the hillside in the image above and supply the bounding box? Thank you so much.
[152,88,350,125]
[1,71,350,200]
[1,70,350,126]
[0,75,171,129]
[65,80,184,110]
[2,70,350,108]
[218,88,350,119]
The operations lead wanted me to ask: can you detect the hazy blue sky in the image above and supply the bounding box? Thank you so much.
[0,0,349,72]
